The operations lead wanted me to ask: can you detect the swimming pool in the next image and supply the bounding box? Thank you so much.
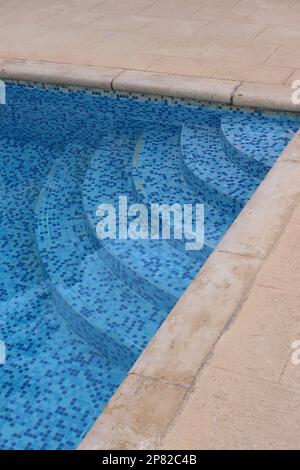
[0,82,299,449]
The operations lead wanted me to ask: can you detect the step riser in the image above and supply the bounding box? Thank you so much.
[179,147,242,217]
[131,173,215,258]
[220,129,270,179]
[35,243,139,368]
[84,216,177,311]
[45,278,138,369]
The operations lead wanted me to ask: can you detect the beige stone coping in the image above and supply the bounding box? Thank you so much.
[0,60,122,90]
[0,59,300,112]
[79,130,300,450]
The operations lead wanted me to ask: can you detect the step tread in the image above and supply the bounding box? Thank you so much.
[221,113,299,169]
[181,123,260,206]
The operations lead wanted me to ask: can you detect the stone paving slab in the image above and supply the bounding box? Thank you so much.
[160,366,300,450]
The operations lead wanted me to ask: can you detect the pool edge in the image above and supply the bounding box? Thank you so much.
[78,130,300,450]
[1,59,300,112]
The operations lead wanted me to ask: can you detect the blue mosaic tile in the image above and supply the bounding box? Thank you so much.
[180,122,260,216]
[0,80,299,450]
[221,112,299,178]
[131,124,234,250]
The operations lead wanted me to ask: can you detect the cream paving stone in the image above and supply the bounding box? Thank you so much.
[211,37,261,48]
[91,0,156,16]
[218,161,300,258]
[238,0,297,9]
[266,46,300,69]
[214,64,293,85]
[89,30,159,53]
[53,0,108,10]
[79,374,187,450]
[285,69,300,85]
[0,24,53,42]
[160,366,300,450]
[195,21,265,42]
[248,8,300,26]
[254,26,300,47]
[280,329,300,392]
[139,18,208,36]
[0,43,35,60]
[132,251,260,387]
[88,52,160,70]
[143,37,213,59]
[31,26,104,49]
[290,3,300,13]
[136,1,202,19]
[147,56,222,78]
[281,360,300,392]
[201,43,278,66]
[0,6,58,25]
[36,10,105,28]
[29,45,100,66]
[291,201,300,225]
[89,14,153,33]
[2,0,60,9]
[192,5,256,22]
[176,0,241,6]
[209,286,300,383]
[255,223,300,296]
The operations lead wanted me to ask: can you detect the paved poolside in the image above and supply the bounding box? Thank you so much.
[0,0,300,85]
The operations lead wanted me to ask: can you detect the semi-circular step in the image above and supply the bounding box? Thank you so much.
[180,123,260,216]
[83,134,208,311]
[221,113,299,178]
[131,125,234,253]
[35,143,166,369]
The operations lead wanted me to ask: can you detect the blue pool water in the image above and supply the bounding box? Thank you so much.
[0,82,299,449]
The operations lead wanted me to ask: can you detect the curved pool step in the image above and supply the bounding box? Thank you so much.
[180,123,260,216]
[83,134,208,311]
[131,125,233,253]
[221,113,299,178]
[35,143,166,368]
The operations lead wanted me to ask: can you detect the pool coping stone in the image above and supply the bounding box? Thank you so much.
[0,60,299,112]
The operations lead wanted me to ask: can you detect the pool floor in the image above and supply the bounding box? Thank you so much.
[0,83,299,449]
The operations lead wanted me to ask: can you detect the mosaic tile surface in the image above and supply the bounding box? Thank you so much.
[83,134,210,311]
[221,112,299,178]
[0,81,299,449]
[181,122,260,216]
